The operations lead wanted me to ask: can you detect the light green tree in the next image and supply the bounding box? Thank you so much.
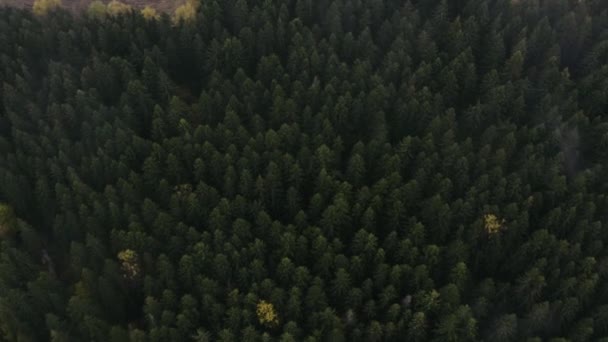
[87,1,107,19]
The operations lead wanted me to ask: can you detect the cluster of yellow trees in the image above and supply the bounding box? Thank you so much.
[32,0,197,23]
[86,0,157,19]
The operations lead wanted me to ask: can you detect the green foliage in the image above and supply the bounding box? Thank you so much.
[0,0,608,341]
[87,0,107,19]
[0,204,17,237]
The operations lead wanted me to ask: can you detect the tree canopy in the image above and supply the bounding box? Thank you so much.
[0,0,608,340]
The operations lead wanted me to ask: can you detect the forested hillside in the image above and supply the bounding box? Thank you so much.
[0,0,188,16]
[1,0,608,340]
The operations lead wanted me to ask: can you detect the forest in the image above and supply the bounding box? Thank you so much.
[0,0,608,340]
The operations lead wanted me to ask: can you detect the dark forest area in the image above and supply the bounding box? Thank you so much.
[1,0,608,340]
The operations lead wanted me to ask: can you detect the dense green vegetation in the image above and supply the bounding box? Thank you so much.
[1,0,608,340]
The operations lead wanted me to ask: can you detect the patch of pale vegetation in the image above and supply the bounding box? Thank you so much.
[117,249,140,279]
[106,0,132,16]
[484,214,506,235]
[87,0,133,17]
[256,300,279,327]
[172,0,197,24]
[141,6,160,20]
[33,0,61,15]
[87,0,107,19]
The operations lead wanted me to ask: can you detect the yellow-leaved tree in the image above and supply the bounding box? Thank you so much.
[117,249,140,279]
[106,0,132,16]
[141,6,160,20]
[256,300,279,327]
[172,0,198,24]
[33,0,61,16]
[484,214,506,235]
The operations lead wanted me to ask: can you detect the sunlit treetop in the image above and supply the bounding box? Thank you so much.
[87,0,107,19]
[256,300,279,327]
[172,0,198,24]
[484,214,506,235]
[117,249,140,279]
[33,0,61,16]
[106,0,132,16]
[141,6,160,20]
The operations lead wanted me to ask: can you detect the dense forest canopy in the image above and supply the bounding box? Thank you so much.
[0,0,608,340]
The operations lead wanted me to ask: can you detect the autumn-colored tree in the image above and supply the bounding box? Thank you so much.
[256,300,279,327]
[141,6,159,20]
[106,0,132,16]
[172,0,198,24]
[117,249,140,280]
[483,214,506,235]
[32,0,60,15]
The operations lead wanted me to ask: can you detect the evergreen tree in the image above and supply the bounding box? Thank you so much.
[0,0,607,340]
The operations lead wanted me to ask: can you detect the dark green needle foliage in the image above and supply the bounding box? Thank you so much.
[0,0,608,340]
